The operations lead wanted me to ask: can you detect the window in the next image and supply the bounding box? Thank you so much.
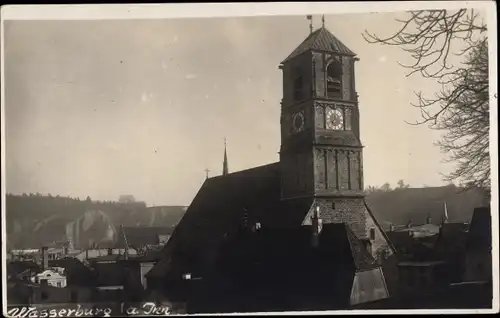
[57,282,62,288]
[326,60,342,98]
[370,228,376,240]
[332,202,336,209]
[293,67,304,101]
[40,279,48,286]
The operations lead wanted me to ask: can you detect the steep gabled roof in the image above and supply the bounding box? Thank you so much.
[434,222,469,257]
[282,27,356,64]
[320,223,379,271]
[147,163,283,278]
[364,202,396,254]
[467,206,491,251]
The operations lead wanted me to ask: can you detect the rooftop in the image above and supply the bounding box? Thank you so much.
[281,27,356,64]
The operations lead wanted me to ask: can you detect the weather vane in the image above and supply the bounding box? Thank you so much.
[322,15,325,28]
[204,168,210,179]
[306,15,313,34]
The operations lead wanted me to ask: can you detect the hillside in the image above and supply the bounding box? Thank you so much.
[5,185,487,249]
[5,194,187,249]
[366,185,487,226]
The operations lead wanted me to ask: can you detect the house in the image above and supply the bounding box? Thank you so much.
[386,231,435,262]
[433,222,469,284]
[7,281,92,305]
[385,230,442,296]
[31,269,67,288]
[88,249,163,302]
[396,260,448,296]
[48,257,96,287]
[145,24,396,313]
[464,206,492,283]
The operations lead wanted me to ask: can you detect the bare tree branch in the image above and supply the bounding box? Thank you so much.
[363,9,490,194]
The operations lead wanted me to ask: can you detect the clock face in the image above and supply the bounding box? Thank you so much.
[292,112,305,133]
[326,107,344,130]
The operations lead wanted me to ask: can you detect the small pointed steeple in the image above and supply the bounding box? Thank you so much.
[223,137,229,176]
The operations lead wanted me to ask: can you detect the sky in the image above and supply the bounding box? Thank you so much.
[3,12,465,206]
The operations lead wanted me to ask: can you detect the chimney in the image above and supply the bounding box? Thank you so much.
[41,247,48,270]
[426,214,432,225]
[311,206,322,248]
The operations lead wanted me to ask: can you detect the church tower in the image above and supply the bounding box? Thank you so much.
[279,22,368,237]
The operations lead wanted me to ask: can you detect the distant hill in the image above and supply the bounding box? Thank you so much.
[5,185,487,249]
[366,185,487,226]
[5,194,187,249]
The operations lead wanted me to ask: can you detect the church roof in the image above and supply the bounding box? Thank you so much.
[147,162,290,278]
[146,163,318,279]
[281,27,356,64]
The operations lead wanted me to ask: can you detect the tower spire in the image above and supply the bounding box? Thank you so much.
[223,137,229,176]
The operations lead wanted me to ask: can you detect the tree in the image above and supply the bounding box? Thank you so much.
[397,179,410,189]
[119,195,136,204]
[363,10,490,193]
[381,183,392,192]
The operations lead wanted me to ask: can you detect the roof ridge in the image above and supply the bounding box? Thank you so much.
[209,162,279,180]
[309,27,323,49]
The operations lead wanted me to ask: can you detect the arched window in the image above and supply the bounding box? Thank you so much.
[293,67,304,101]
[326,60,342,98]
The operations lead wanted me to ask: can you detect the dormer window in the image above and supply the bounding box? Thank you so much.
[293,67,304,101]
[326,60,342,98]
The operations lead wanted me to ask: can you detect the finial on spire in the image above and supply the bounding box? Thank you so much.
[306,15,313,34]
[322,14,325,28]
[204,168,210,180]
